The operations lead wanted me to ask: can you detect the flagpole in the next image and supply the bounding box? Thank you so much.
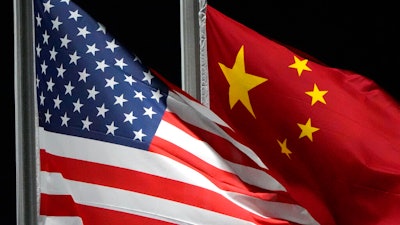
[14,0,38,224]
[180,0,201,100]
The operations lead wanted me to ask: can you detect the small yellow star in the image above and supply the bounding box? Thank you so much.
[288,56,312,76]
[277,138,292,159]
[297,118,319,141]
[219,45,267,118]
[305,83,328,106]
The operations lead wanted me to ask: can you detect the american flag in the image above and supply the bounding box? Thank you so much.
[34,0,318,224]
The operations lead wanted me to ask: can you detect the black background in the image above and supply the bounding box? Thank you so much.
[73,0,400,101]
[8,1,399,224]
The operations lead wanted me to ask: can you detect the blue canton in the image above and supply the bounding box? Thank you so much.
[35,0,169,150]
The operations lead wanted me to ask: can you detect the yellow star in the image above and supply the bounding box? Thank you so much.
[297,118,319,141]
[277,138,292,159]
[305,83,328,106]
[219,45,267,118]
[288,56,312,76]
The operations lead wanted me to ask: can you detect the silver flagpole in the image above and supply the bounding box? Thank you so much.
[180,0,201,100]
[14,0,38,224]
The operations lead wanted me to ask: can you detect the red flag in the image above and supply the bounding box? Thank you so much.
[204,5,400,225]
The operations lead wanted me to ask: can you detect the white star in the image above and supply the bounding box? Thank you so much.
[39,92,45,105]
[114,58,127,70]
[105,39,119,52]
[60,34,71,49]
[68,9,82,21]
[81,116,92,131]
[134,91,146,101]
[69,51,81,65]
[43,0,54,13]
[46,78,55,92]
[49,46,58,61]
[151,89,163,103]
[86,43,99,56]
[60,0,70,4]
[143,106,156,119]
[114,94,128,107]
[106,121,118,135]
[105,77,118,89]
[78,68,90,82]
[73,99,83,112]
[124,74,136,85]
[36,44,42,57]
[96,103,109,118]
[53,95,62,109]
[133,129,146,142]
[95,60,109,72]
[44,109,51,123]
[133,55,141,63]
[87,86,99,100]
[124,111,137,124]
[57,64,66,78]
[40,61,48,74]
[51,16,62,30]
[64,81,74,95]
[142,70,154,84]
[42,30,50,44]
[77,26,91,38]
[97,22,106,34]
[35,13,42,27]
[60,112,70,127]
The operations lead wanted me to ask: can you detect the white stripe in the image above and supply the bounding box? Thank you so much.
[39,128,225,191]
[156,120,234,172]
[39,128,317,224]
[40,172,255,225]
[39,216,83,225]
[226,161,286,192]
[157,120,285,191]
[167,91,268,169]
[227,191,320,225]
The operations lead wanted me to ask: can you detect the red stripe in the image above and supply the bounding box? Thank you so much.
[40,194,176,225]
[40,149,261,222]
[150,136,272,196]
[40,193,77,216]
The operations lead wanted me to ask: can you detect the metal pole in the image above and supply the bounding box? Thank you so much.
[180,0,201,100]
[14,0,38,224]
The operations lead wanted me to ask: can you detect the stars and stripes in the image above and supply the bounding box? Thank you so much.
[34,0,318,224]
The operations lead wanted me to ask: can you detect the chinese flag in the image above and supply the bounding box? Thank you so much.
[204,5,400,225]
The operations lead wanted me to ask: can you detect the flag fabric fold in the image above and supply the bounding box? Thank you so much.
[34,0,319,224]
[201,4,400,225]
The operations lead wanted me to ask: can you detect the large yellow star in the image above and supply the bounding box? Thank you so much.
[288,56,312,76]
[305,83,328,106]
[277,138,292,159]
[297,118,319,141]
[219,45,267,118]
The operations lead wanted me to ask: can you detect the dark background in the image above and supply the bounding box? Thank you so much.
[8,1,399,224]
[70,0,400,101]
